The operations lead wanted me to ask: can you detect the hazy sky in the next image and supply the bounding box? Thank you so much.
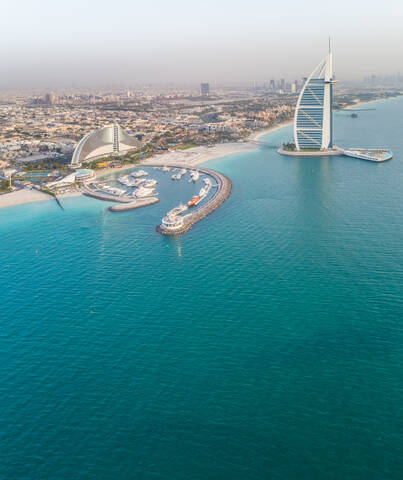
[2,0,403,88]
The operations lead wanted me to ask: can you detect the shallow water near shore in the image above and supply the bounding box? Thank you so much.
[1,97,403,479]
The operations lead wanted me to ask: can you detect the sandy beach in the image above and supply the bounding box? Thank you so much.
[143,120,294,168]
[0,97,388,210]
[0,189,81,209]
[0,118,309,210]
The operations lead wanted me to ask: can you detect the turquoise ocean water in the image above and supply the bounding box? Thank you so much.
[1,97,402,479]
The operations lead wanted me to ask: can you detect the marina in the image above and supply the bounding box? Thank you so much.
[171,168,187,180]
[81,183,134,203]
[156,166,231,236]
[81,164,229,231]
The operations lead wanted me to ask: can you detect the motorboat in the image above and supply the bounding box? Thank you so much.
[143,179,157,188]
[130,169,149,178]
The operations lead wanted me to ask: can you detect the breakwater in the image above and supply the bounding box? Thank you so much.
[156,165,231,236]
[82,164,231,232]
[109,197,159,212]
[81,184,133,203]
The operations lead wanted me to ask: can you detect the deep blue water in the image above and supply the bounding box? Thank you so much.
[1,97,402,480]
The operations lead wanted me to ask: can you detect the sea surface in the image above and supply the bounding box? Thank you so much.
[1,97,403,480]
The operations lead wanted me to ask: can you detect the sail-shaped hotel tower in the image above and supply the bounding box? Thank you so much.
[279,48,393,161]
[293,52,335,152]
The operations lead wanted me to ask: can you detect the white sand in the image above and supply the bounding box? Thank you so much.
[0,189,81,209]
[144,120,294,168]
[0,121,294,209]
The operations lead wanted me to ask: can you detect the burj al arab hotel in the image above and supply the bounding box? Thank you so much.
[293,51,335,152]
[278,48,393,162]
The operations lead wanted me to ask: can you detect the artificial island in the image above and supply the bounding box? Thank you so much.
[278,47,393,162]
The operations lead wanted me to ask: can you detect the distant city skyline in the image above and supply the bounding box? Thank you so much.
[2,0,403,88]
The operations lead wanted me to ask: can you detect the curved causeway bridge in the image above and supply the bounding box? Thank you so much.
[155,165,232,236]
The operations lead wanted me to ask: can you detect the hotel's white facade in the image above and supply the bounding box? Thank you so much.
[71,124,140,166]
[293,53,335,151]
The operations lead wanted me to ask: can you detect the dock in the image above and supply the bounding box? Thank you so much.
[82,164,232,231]
[109,197,159,211]
[81,184,134,203]
[156,165,231,236]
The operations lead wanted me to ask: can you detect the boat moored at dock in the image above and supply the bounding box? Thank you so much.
[118,175,130,185]
[189,170,200,182]
[168,203,188,216]
[131,186,157,198]
[187,177,212,207]
[188,196,200,207]
[143,179,157,188]
[156,165,232,236]
[130,169,149,178]
[92,182,125,196]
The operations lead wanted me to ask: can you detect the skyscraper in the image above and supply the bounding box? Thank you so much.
[293,51,335,151]
[200,83,210,97]
[44,92,56,105]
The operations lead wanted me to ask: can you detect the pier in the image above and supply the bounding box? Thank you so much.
[82,183,160,211]
[156,165,232,236]
[81,163,232,232]
[109,197,159,212]
[81,183,134,203]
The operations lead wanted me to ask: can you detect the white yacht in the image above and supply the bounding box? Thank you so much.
[198,178,212,200]
[118,175,130,185]
[168,203,188,216]
[143,179,157,188]
[97,185,125,196]
[126,178,146,187]
[132,186,156,198]
[162,166,170,172]
[189,170,200,182]
[130,169,149,178]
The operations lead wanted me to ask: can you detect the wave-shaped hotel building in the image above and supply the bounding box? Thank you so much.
[71,124,140,167]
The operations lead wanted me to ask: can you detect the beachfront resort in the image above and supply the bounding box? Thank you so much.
[0,71,400,226]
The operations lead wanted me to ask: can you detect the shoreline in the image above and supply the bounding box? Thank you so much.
[140,119,294,169]
[0,95,396,210]
[81,119,295,179]
[0,189,81,209]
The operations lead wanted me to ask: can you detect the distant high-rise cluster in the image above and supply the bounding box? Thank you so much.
[44,92,56,105]
[363,73,403,85]
[253,79,300,94]
[200,83,210,97]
